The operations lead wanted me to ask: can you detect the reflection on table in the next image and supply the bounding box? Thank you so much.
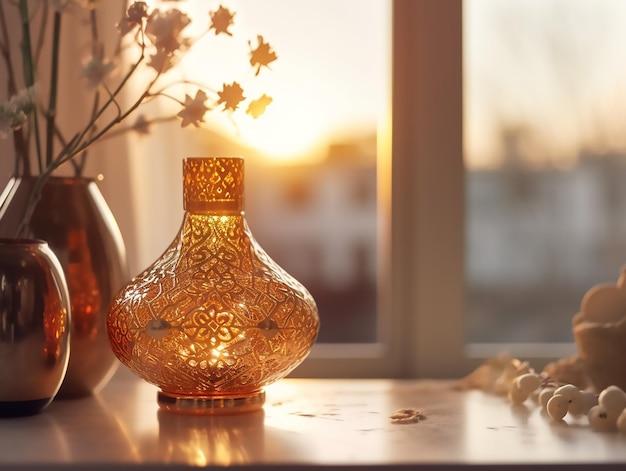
[1,367,626,468]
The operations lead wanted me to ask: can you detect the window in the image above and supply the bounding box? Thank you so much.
[464,0,626,362]
[300,0,468,378]
[92,0,470,378]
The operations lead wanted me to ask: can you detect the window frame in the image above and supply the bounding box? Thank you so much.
[296,0,575,379]
[293,0,473,379]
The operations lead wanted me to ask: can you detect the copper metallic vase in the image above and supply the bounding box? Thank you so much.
[107,157,320,415]
[0,239,71,417]
[0,177,129,398]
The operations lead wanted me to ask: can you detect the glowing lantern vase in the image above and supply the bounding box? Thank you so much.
[107,157,319,414]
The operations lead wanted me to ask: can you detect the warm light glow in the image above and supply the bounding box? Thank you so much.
[237,97,326,163]
[169,0,388,166]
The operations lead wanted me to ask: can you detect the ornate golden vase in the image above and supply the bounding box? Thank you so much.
[0,239,71,417]
[107,157,319,415]
[0,177,129,398]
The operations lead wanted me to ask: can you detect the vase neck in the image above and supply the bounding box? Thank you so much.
[183,157,244,215]
[181,213,250,249]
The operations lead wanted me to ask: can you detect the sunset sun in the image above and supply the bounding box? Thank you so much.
[238,94,326,164]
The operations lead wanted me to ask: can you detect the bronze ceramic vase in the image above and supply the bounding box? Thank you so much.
[107,157,319,415]
[0,239,71,417]
[0,177,128,398]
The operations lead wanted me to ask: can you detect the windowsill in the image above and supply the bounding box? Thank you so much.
[1,367,625,470]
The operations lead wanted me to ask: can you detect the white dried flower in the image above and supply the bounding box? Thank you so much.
[145,8,191,53]
[81,45,116,88]
[0,87,37,138]
[10,86,37,114]
[0,114,13,139]
[146,49,177,73]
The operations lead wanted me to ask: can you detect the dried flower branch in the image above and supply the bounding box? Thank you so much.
[0,0,276,237]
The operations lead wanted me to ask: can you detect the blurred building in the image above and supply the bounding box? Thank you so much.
[466,136,626,343]
[245,141,378,343]
[467,151,626,289]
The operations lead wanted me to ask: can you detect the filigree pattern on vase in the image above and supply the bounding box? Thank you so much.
[108,208,317,395]
[107,157,319,413]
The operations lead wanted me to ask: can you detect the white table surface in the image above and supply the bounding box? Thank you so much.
[1,366,626,470]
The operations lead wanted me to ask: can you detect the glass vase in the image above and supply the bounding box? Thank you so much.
[107,157,320,415]
[0,176,129,398]
[0,238,71,417]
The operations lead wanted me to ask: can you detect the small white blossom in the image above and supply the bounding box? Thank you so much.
[0,114,13,139]
[0,87,37,139]
[127,2,149,24]
[0,107,27,139]
[147,49,177,73]
[11,87,37,114]
[118,2,149,36]
[145,8,191,53]
[81,45,116,88]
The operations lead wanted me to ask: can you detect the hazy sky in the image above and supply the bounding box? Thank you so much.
[465,0,626,169]
[178,0,389,162]
[220,0,626,168]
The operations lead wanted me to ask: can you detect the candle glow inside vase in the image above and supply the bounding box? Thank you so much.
[107,157,319,414]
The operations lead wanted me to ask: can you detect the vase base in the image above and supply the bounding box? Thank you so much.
[0,398,52,417]
[157,389,265,415]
